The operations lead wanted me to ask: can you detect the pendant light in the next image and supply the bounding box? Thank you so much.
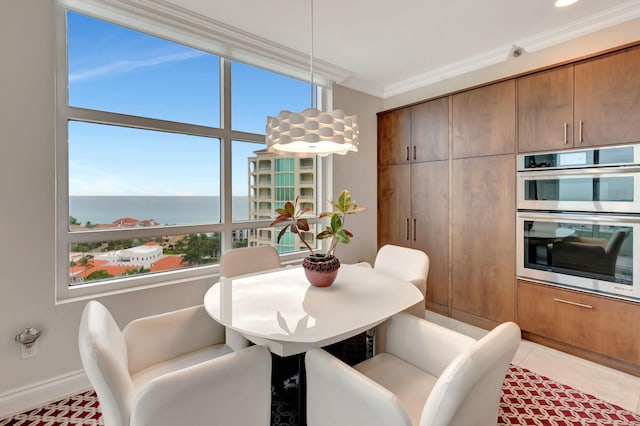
[265,0,359,157]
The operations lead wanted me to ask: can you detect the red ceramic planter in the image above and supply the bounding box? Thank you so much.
[302,255,340,287]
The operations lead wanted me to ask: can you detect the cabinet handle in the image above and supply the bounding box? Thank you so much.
[553,297,593,309]
[405,218,410,241]
[405,146,410,162]
[413,146,417,161]
[563,122,568,144]
[412,218,416,241]
[578,120,584,143]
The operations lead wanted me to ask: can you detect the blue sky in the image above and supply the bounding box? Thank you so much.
[67,11,310,196]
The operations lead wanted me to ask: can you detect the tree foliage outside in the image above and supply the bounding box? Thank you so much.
[180,233,221,265]
[85,269,113,281]
[70,242,102,252]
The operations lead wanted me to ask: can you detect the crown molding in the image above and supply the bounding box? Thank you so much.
[382,0,640,98]
[60,0,353,86]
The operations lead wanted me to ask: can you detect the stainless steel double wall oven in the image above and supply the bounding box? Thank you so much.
[517,144,640,301]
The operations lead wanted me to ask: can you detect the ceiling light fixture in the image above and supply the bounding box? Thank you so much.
[265,0,358,157]
[555,0,578,7]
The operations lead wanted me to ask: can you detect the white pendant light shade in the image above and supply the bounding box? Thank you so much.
[266,107,359,156]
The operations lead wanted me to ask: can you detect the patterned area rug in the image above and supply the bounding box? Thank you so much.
[2,365,639,426]
[499,365,640,425]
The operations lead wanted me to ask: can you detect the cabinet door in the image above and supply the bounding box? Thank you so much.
[518,66,574,153]
[575,46,640,147]
[452,80,516,158]
[378,164,411,247]
[378,108,411,165]
[451,154,515,323]
[518,280,640,365]
[411,97,449,162]
[411,161,449,312]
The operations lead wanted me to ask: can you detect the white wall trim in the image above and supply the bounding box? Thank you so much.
[382,0,640,98]
[0,370,90,419]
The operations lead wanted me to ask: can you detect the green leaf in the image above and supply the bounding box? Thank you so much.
[335,230,350,244]
[338,190,352,212]
[330,214,342,232]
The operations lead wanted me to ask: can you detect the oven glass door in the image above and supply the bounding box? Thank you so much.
[517,212,640,300]
[517,167,640,212]
[518,144,637,171]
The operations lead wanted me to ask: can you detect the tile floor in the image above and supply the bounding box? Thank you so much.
[425,310,640,414]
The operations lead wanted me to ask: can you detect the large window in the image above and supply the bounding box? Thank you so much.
[56,7,321,300]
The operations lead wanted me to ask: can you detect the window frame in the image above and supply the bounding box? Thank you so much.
[54,2,329,302]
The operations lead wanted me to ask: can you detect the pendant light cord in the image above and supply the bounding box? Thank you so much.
[309,0,314,108]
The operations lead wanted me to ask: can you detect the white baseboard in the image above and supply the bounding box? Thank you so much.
[0,370,90,419]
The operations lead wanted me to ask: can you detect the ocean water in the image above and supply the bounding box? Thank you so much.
[69,196,249,225]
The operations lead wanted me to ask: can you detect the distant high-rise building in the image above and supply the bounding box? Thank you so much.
[247,149,316,253]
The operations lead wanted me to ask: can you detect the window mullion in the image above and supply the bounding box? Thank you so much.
[221,58,234,252]
[67,106,226,140]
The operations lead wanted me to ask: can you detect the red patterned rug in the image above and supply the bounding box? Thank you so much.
[499,365,640,425]
[1,365,639,425]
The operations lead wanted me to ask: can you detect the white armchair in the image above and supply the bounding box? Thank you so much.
[78,301,272,426]
[306,313,520,426]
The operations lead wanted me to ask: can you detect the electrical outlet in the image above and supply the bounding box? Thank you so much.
[21,341,38,359]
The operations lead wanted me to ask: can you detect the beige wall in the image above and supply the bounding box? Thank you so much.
[332,86,383,265]
[383,17,640,111]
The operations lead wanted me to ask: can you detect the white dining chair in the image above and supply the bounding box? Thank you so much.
[78,300,272,426]
[306,313,521,426]
[219,245,282,348]
[372,244,429,317]
[220,245,281,278]
[358,244,430,353]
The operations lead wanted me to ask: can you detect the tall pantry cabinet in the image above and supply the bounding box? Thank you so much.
[377,97,450,315]
[450,81,516,327]
[377,81,516,327]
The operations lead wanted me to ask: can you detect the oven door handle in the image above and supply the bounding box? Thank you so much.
[517,211,640,224]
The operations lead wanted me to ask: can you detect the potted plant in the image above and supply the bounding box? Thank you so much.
[270,189,366,287]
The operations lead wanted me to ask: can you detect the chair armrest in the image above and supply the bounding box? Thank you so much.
[123,305,226,374]
[131,345,271,426]
[306,348,412,426]
[385,313,475,377]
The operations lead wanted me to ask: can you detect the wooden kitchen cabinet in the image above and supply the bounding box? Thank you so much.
[518,66,574,153]
[412,160,449,313]
[378,107,410,166]
[378,97,448,165]
[378,161,449,314]
[411,97,449,162]
[378,164,411,247]
[518,45,640,152]
[451,154,515,326]
[575,45,640,148]
[518,280,640,369]
[452,80,516,159]
[378,99,450,314]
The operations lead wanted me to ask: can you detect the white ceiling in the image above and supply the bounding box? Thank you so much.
[162,0,640,98]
